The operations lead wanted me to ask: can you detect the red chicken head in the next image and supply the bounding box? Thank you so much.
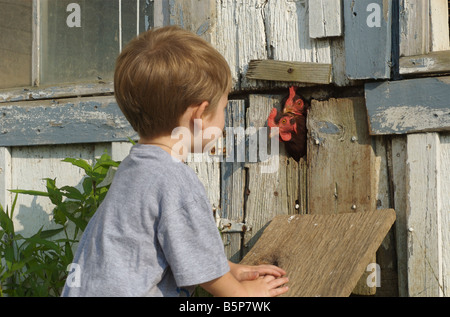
[267,108,298,142]
[283,86,305,116]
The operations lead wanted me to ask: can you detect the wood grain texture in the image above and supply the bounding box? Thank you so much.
[240,210,396,297]
[406,133,448,296]
[0,147,12,210]
[400,0,430,56]
[309,0,343,38]
[246,60,332,84]
[365,77,450,135]
[220,100,246,262]
[307,97,377,215]
[214,0,333,90]
[400,50,450,75]
[244,94,304,254]
[0,96,137,147]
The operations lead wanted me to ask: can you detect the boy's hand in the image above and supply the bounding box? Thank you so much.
[229,261,287,281]
[241,275,289,297]
[200,271,289,297]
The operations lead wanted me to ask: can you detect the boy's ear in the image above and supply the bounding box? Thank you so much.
[191,101,210,120]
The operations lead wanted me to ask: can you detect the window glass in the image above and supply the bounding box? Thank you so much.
[39,0,148,86]
[0,0,32,89]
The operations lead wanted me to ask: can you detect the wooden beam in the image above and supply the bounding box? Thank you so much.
[365,76,450,135]
[309,0,342,38]
[343,0,392,79]
[399,50,450,75]
[246,60,332,84]
[240,210,396,297]
[0,96,137,147]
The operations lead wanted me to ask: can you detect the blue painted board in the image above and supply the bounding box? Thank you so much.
[0,97,137,147]
[365,76,450,135]
[344,0,392,79]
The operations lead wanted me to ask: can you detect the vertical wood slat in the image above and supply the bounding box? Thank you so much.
[430,0,450,51]
[439,133,450,297]
[243,94,304,255]
[307,97,378,295]
[391,136,409,296]
[307,98,377,214]
[221,100,246,262]
[343,0,392,79]
[399,0,430,56]
[0,147,12,210]
[309,0,343,38]
[406,133,448,296]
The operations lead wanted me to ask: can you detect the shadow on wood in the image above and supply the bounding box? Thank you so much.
[240,209,396,297]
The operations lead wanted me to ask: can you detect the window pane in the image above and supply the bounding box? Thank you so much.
[40,0,149,86]
[0,0,32,89]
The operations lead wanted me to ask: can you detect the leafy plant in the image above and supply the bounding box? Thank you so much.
[0,151,120,296]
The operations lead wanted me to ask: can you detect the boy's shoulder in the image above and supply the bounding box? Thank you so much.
[118,144,201,188]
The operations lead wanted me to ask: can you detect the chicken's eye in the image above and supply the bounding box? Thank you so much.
[281,118,287,124]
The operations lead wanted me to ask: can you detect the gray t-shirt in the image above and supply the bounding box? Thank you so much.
[61,144,229,297]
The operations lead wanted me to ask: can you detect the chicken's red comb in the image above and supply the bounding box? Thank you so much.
[285,86,297,107]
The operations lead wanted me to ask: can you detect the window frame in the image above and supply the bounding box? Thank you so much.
[0,0,162,103]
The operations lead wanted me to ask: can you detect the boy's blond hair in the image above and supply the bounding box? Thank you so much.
[114,26,232,139]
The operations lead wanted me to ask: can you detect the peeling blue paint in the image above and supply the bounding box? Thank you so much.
[0,98,137,147]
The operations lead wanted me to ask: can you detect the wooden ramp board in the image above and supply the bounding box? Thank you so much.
[240,209,396,297]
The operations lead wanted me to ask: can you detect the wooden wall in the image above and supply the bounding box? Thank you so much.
[1,0,450,296]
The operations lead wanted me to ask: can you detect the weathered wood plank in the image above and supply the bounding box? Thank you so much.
[391,135,409,296]
[0,96,137,147]
[439,133,450,297]
[399,50,450,75]
[365,77,450,135]
[307,97,377,294]
[246,60,332,84]
[214,0,333,90]
[0,147,12,210]
[309,0,343,39]
[9,144,107,237]
[399,0,430,57]
[240,210,396,297]
[168,0,216,42]
[406,133,445,296]
[0,82,114,104]
[343,0,392,79]
[373,136,399,296]
[307,97,377,214]
[430,0,450,52]
[244,94,302,255]
[221,100,247,262]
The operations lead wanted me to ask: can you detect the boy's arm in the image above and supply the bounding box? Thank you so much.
[200,271,289,297]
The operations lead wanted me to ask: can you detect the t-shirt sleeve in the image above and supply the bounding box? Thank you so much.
[157,196,230,287]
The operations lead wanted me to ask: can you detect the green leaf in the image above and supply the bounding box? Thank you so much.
[82,178,93,195]
[60,186,85,201]
[0,205,14,234]
[45,178,63,205]
[39,227,65,239]
[9,189,49,197]
[62,158,93,176]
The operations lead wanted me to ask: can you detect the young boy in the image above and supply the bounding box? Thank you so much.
[62,26,288,297]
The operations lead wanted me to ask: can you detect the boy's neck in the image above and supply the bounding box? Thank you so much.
[139,135,188,162]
